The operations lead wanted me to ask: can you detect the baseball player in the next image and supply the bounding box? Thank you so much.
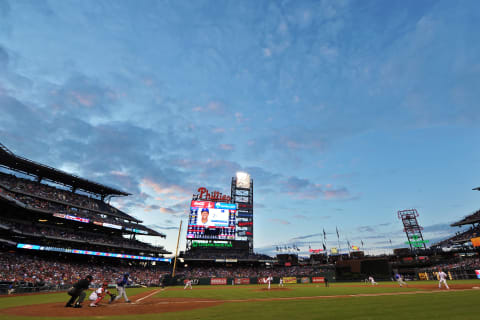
[65,275,93,308]
[184,279,193,290]
[395,273,408,287]
[267,276,272,290]
[368,276,378,285]
[89,281,116,307]
[278,278,284,287]
[438,269,450,290]
[114,273,131,303]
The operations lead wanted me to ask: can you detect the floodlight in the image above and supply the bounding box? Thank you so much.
[236,172,251,189]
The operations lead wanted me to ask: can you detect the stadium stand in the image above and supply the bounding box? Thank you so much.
[0,142,171,295]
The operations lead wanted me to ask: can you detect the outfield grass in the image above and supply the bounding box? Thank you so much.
[0,281,479,320]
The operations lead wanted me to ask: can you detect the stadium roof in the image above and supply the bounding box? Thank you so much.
[450,209,480,227]
[0,142,130,198]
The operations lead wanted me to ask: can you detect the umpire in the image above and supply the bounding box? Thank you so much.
[65,275,93,308]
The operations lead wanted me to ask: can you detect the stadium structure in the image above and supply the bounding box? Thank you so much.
[0,142,171,293]
[0,140,479,295]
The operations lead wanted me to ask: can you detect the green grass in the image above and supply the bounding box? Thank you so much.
[0,281,479,320]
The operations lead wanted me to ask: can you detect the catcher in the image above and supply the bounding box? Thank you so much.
[89,281,116,307]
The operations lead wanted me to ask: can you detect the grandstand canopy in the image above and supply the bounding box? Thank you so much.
[0,143,130,198]
[451,209,480,227]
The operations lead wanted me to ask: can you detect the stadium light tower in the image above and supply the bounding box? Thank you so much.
[231,172,254,253]
[398,209,427,254]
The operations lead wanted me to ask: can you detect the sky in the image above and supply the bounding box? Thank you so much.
[0,0,479,257]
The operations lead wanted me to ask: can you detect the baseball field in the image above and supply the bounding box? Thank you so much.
[0,280,479,320]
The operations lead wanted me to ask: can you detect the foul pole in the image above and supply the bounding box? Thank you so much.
[172,220,183,278]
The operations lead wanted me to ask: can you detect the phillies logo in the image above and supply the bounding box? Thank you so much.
[197,187,231,202]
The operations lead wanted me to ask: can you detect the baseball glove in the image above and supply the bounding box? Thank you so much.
[109,294,117,304]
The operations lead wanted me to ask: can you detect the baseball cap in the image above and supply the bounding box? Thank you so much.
[201,208,209,213]
[86,275,93,281]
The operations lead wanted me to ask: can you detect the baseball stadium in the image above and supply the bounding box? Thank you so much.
[0,142,479,320]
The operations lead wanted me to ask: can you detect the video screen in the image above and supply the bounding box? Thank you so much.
[187,201,236,240]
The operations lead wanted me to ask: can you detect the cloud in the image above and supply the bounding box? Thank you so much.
[282,176,355,200]
[270,218,290,225]
[147,224,179,231]
[290,232,323,240]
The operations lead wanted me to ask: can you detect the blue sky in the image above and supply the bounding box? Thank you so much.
[1,0,479,256]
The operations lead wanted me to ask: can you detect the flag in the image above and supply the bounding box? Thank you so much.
[323,228,327,241]
[389,239,392,245]
[347,240,351,248]
[309,244,311,250]
[336,226,340,239]
[323,243,327,251]
[361,240,364,247]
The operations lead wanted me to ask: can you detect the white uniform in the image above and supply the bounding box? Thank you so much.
[368,276,377,285]
[438,271,450,289]
[267,276,272,290]
[184,280,192,290]
[279,278,283,287]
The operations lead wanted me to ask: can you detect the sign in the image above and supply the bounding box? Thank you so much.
[196,187,231,202]
[64,215,89,223]
[234,278,250,285]
[309,248,324,254]
[301,277,310,284]
[103,223,122,230]
[238,221,253,227]
[418,272,429,280]
[17,243,170,262]
[475,270,480,279]
[210,278,227,285]
[351,245,359,251]
[331,247,338,254]
[283,277,297,284]
[192,242,233,248]
[405,235,429,248]
[471,237,480,247]
[258,277,270,284]
[312,277,325,283]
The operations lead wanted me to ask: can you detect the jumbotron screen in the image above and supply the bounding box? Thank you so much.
[187,200,236,240]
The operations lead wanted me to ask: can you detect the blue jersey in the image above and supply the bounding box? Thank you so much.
[117,276,129,287]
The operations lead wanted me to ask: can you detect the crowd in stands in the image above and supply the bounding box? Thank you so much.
[177,265,323,279]
[0,172,137,223]
[0,218,165,253]
[419,256,480,272]
[0,184,152,234]
[434,225,480,247]
[0,252,171,289]
[183,251,272,260]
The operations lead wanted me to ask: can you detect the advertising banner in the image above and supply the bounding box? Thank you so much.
[234,278,250,285]
[257,277,269,284]
[283,277,297,284]
[210,278,227,285]
[418,272,429,280]
[300,277,310,284]
[312,277,325,283]
[471,237,480,247]
[475,270,480,279]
